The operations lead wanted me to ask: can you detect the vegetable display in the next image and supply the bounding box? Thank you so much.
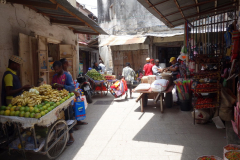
[195,97,215,109]
[225,151,240,160]
[86,69,105,81]
[197,156,222,160]
[224,145,240,151]
[0,84,74,118]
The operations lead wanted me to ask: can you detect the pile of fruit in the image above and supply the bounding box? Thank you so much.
[195,97,215,109]
[0,84,75,118]
[197,156,219,160]
[225,151,240,160]
[225,145,240,151]
[104,75,114,80]
[86,69,105,81]
[195,84,218,92]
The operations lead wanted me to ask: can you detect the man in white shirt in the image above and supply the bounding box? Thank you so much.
[152,59,163,75]
[122,62,135,99]
[99,60,106,73]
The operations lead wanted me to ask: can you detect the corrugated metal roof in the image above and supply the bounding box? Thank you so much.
[137,0,237,28]
[99,36,147,47]
[7,0,107,35]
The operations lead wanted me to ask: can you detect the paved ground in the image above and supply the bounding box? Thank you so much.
[2,93,227,160]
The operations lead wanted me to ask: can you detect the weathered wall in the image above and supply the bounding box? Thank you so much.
[0,3,78,104]
[97,0,184,72]
[98,0,184,35]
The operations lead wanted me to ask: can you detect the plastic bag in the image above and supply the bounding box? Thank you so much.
[192,109,210,124]
[151,79,169,92]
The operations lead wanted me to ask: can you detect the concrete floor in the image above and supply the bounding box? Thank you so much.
[2,93,227,160]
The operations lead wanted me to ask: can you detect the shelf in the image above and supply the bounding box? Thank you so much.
[195,90,219,93]
[194,105,219,109]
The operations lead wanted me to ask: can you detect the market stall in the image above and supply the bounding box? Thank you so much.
[133,75,174,113]
[0,84,76,159]
[85,69,117,96]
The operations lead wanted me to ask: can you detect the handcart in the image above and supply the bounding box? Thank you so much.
[85,75,117,96]
[133,85,174,113]
[0,96,76,160]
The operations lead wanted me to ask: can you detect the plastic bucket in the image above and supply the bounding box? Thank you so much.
[180,100,191,111]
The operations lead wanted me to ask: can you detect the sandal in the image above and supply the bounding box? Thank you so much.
[66,140,74,146]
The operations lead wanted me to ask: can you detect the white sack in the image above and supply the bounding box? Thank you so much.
[151,79,169,92]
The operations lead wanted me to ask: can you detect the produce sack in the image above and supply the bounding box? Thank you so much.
[141,76,148,83]
[218,88,236,121]
[134,83,150,91]
[151,79,169,92]
[192,109,210,124]
[148,75,156,84]
[74,101,86,121]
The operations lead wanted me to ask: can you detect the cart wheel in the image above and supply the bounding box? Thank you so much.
[44,120,69,159]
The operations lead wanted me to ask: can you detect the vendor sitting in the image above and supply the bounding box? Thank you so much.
[164,57,179,80]
[152,59,163,75]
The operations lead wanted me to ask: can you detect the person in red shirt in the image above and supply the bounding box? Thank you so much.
[143,58,153,76]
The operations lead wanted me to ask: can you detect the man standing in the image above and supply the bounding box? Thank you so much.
[99,60,106,73]
[152,59,163,75]
[93,62,102,72]
[122,62,135,99]
[1,55,31,106]
[165,57,179,80]
[52,61,75,146]
[143,58,153,76]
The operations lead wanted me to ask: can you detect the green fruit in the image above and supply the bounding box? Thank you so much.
[50,106,54,110]
[46,104,50,107]
[6,106,11,110]
[56,102,60,106]
[42,105,47,110]
[39,107,44,111]
[34,108,40,113]
[48,108,51,112]
[0,110,5,115]
[25,107,30,112]
[19,111,25,117]
[20,107,25,112]
[15,111,20,116]
[0,106,6,110]
[44,101,48,104]
[44,110,49,114]
[15,107,20,111]
[24,112,30,118]
[49,102,54,106]
[35,113,41,119]
[37,104,42,108]
[29,107,34,113]
[40,111,45,116]
[30,113,35,118]
[8,104,12,107]
[70,93,74,96]
[10,111,15,116]
[34,105,38,108]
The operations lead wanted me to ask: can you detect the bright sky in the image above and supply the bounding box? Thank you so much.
[76,0,98,17]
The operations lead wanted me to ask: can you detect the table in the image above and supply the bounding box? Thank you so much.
[133,84,174,113]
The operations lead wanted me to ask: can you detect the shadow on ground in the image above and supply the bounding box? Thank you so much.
[132,100,227,160]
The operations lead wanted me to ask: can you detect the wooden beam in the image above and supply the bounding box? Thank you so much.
[148,0,170,8]
[73,30,99,35]
[195,0,199,14]
[39,12,75,18]
[145,0,174,27]
[171,2,237,23]
[180,0,216,9]
[50,19,85,26]
[174,0,186,21]
[7,0,58,9]
[49,0,100,34]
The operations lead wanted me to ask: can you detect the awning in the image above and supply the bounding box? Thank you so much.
[99,36,147,46]
[137,0,238,28]
[7,0,107,35]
